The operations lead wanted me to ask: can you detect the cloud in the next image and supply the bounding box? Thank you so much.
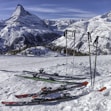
[73,13,97,18]
[26,6,98,19]
[40,4,57,7]
[26,6,91,14]
[27,7,57,13]
[0,7,14,11]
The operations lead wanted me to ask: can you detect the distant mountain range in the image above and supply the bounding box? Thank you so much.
[44,19,76,34]
[0,4,111,55]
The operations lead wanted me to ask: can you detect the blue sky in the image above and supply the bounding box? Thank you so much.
[0,0,111,20]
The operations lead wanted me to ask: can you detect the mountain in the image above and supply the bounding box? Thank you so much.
[0,4,59,53]
[44,19,76,34]
[54,12,111,55]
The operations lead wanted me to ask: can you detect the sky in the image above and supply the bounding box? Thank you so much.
[0,0,111,20]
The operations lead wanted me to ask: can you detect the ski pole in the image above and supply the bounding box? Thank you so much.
[64,30,68,75]
[87,32,93,88]
[72,30,76,74]
[93,36,99,88]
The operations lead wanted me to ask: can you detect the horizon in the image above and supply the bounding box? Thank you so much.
[0,0,111,20]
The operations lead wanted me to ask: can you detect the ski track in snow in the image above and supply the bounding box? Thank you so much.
[0,55,111,111]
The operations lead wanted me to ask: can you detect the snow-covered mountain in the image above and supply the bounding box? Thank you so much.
[44,19,76,34]
[0,4,59,53]
[54,12,111,55]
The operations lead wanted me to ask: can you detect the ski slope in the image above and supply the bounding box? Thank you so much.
[0,55,111,111]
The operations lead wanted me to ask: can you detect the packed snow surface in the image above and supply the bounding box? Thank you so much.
[0,55,111,111]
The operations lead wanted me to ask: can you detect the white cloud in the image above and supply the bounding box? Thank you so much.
[40,4,57,7]
[26,6,98,19]
[0,7,14,11]
[26,6,92,14]
[27,7,57,13]
[74,13,98,18]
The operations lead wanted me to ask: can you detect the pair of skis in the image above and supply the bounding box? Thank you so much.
[15,81,88,99]
[1,94,83,106]
[23,70,86,80]
[15,74,85,85]
[2,81,88,106]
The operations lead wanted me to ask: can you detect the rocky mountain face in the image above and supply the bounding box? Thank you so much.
[0,4,59,53]
[54,12,111,55]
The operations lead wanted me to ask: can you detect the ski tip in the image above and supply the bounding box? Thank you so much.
[41,87,47,91]
[1,101,17,105]
[1,101,10,105]
[1,101,5,104]
[15,94,28,98]
[32,95,38,99]
[98,87,107,92]
[81,81,89,86]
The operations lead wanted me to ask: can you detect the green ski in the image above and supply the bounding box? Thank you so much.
[15,75,85,85]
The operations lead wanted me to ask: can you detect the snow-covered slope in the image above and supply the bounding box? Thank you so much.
[0,4,59,52]
[44,19,76,34]
[17,46,63,57]
[0,55,111,111]
[54,12,111,54]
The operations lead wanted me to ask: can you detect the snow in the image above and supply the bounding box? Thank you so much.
[44,19,76,34]
[17,46,63,57]
[0,55,111,111]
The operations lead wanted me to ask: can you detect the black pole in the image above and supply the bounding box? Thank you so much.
[87,32,93,88]
[64,30,68,75]
[72,30,76,74]
[93,36,99,88]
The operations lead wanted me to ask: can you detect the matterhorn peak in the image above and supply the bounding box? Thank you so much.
[11,4,31,18]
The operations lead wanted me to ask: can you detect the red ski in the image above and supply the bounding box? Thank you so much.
[1,86,106,106]
[15,81,88,99]
[98,87,106,92]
